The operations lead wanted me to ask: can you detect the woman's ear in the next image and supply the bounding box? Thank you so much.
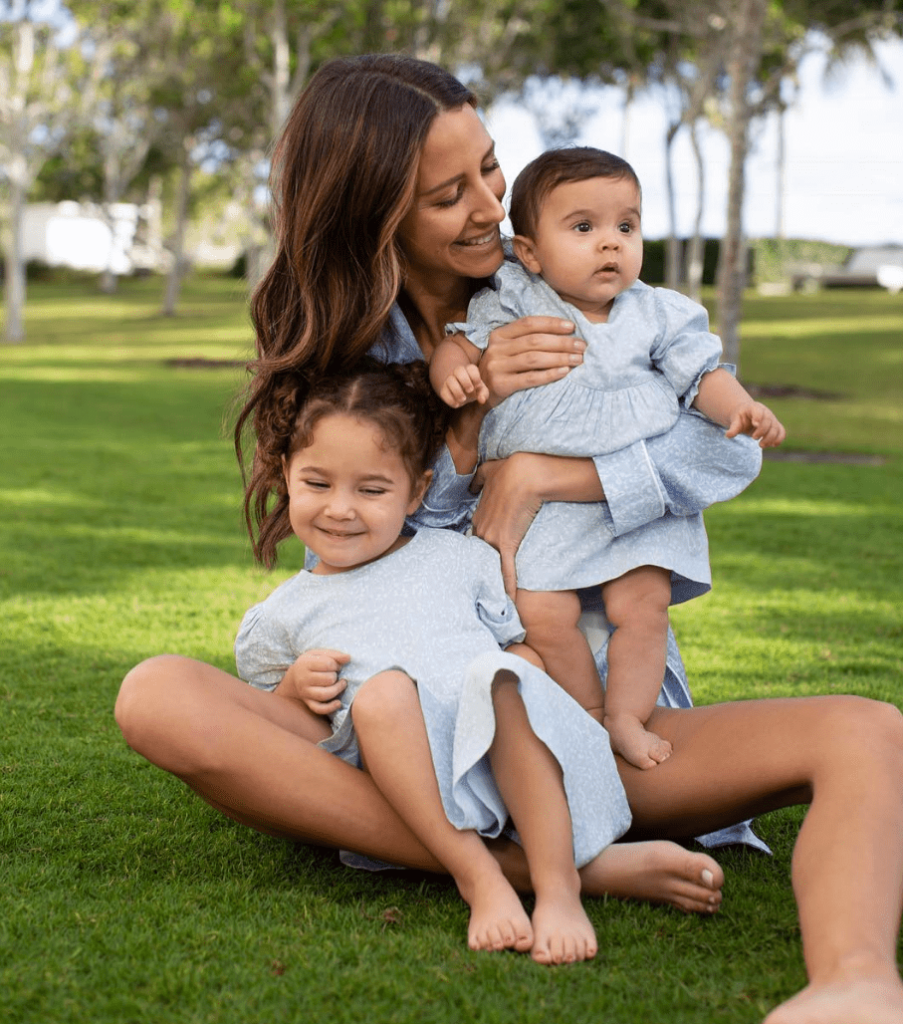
[407,469,433,514]
[513,234,542,275]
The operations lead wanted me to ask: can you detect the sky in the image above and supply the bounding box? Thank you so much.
[487,36,903,248]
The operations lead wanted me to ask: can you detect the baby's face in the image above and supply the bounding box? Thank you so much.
[515,176,643,322]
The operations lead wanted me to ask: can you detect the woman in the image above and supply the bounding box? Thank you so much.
[115,55,903,1023]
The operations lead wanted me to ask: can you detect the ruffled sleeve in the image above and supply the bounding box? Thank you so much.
[648,287,723,405]
[467,537,526,648]
[234,602,294,692]
[446,284,512,351]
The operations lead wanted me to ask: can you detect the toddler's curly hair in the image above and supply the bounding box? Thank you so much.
[244,359,449,567]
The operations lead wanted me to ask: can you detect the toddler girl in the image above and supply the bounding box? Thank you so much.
[430,148,785,770]
[234,361,722,962]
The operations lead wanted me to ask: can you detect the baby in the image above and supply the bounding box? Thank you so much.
[430,147,784,769]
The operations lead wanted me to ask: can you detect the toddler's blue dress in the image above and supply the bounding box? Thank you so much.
[236,528,632,868]
[449,262,729,603]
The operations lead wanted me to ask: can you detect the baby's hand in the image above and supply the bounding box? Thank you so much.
[284,649,350,715]
[439,364,490,408]
[725,401,786,448]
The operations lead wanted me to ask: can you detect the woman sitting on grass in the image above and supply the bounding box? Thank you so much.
[115,54,903,1023]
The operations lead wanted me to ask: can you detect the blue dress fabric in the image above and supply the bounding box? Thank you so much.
[448,263,732,601]
[295,296,767,854]
[237,529,632,868]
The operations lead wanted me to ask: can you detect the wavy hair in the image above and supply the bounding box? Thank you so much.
[235,54,475,486]
[247,360,449,567]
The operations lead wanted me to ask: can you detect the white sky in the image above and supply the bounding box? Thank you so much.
[487,37,903,247]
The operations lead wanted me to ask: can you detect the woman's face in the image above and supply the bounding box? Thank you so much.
[397,104,506,288]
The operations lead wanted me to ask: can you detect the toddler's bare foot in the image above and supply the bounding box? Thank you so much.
[579,840,723,914]
[762,964,903,1024]
[460,868,533,953]
[530,882,598,965]
[604,711,673,769]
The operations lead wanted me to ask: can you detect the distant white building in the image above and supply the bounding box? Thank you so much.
[22,201,165,274]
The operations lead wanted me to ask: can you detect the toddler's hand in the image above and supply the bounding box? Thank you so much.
[440,364,490,408]
[725,401,786,448]
[284,648,350,715]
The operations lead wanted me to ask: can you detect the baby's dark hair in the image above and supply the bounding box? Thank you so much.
[509,147,642,239]
[244,359,448,567]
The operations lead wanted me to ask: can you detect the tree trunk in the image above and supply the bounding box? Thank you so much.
[664,121,682,290]
[716,0,767,372]
[160,141,192,317]
[2,155,28,344]
[686,119,706,304]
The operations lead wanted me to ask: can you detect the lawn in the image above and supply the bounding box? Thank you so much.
[1,276,901,1023]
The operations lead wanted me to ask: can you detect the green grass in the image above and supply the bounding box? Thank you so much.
[1,277,902,1023]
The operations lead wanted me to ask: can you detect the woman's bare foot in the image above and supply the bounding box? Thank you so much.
[762,964,903,1024]
[579,840,724,914]
[459,868,534,953]
[604,711,672,769]
[530,882,598,965]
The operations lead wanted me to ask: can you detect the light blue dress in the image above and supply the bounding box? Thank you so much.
[448,261,731,601]
[236,528,632,868]
[296,298,767,853]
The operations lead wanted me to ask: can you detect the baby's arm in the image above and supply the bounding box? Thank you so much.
[692,367,786,448]
[277,648,350,715]
[430,333,489,409]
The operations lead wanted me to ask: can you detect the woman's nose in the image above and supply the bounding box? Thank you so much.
[472,179,505,225]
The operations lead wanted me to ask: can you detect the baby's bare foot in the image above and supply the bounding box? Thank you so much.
[579,840,724,914]
[762,966,903,1024]
[530,885,597,965]
[604,712,673,769]
[463,871,533,953]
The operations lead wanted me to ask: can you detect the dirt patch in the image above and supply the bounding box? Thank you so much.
[746,383,847,401]
[167,358,247,369]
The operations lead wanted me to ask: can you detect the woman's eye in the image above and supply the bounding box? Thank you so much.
[482,159,500,175]
[436,190,462,209]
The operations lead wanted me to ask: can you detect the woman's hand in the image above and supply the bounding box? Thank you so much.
[276,649,349,715]
[472,451,607,597]
[480,316,585,405]
[471,454,545,597]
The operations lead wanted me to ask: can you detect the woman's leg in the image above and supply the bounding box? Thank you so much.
[515,588,604,721]
[115,655,451,867]
[624,695,903,1024]
[601,566,673,769]
[113,655,725,912]
[350,670,533,953]
[489,670,597,964]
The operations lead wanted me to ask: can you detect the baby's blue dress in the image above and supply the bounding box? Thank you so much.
[236,528,632,868]
[449,262,727,603]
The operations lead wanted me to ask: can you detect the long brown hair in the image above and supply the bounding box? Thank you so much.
[236,54,475,486]
[249,360,448,567]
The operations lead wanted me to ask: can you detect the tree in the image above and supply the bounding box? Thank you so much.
[0,4,83,343]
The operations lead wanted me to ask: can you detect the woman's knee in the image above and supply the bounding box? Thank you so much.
[811,695,903,766]
[115,655,221,775]
[115,655,180,748]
